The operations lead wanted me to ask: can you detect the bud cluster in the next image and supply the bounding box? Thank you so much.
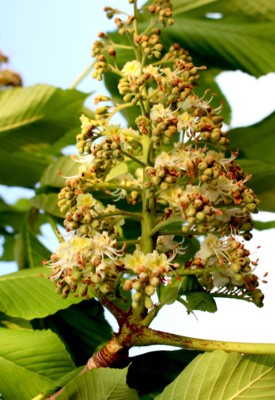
[189,234,263,306]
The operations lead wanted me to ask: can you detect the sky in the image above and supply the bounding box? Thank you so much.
[1,0,275,350]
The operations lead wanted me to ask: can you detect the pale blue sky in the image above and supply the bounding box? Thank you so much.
[1,0,275,344]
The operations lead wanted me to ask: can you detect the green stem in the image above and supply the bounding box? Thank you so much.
[132,326,275,355]
[106,101,133,122]
[92,210,142,221]
[70,62,94,89]
[141,303,164,326]
[140,194,156,254]
[120,149,147,167]
[86,181,141,193]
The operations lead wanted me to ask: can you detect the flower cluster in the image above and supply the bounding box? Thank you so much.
[47,0,263,312]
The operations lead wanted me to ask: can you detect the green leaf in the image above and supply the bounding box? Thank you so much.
[31,193,64,218]
[0,357,54,400]
[0,267,84,319]
[0,85,88,186]
[0,327,75,379]
[33,299,113,366]
[0,84,87,138]
[253,219,275,230]
[40,156,78,188]
[229,113,275,164]
[155,351,275,400]
[0,313,32,330]
[184,292,217,313]
[180,0,275,22]
[178,276,201,295]
[105,162,129,182]
[0,234,16,261]
[159,279,181,306]
[195,68,232,124]
[238,160,275,212]
[57,367,139,400]
[167,1,275,76]
[0,150,48,186]
[0,327,75,400]
[151,217,184,236]
[14,221,51,269]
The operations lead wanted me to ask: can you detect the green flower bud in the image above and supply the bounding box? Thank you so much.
[144,295,154,309]
[145,285,155,296]
[133,291,143,302]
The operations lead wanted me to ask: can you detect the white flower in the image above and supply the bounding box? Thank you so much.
[196,234,221,261]
[159,186,183,207]
[145,251,171,273]
[76,193,96,210]
[143,65,160,79]
[121,60,141,79]
[151,104,174,122]
[177,111,193,132]
[195,234,231,265]
[155,152,176,168]
[124,250,145,272]
[202,175,239,204]
[50,235,94,278]
[123,250,172,275]
[157,235,186,255]
[91,231,122,260]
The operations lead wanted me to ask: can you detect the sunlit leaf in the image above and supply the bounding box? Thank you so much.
[31,193,63,218]
[105,162,129,182]
[0,358,54,400]
[57,367,139,400]
[0,328,75,400]
[14,221,51,269]
[40,156,78,188]
[0,267,84,319]
[163,0,275,76]
[33,299,113,366]
[184,292,217,313]
[159,279,181,306]
[0,85,88,186]
[155,351,275,399]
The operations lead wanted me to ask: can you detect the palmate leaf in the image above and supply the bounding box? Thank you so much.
[0,327,75,400]
[0,84,88,186]
[0,150,49,186]
[179,0,275,22]
[14,219,51,269]
[0,267,84,319]
[164,18,275,77]
[229,112,275,165]
[167,0,275,76]
[57,367,139,400]
[155,350,275,400]
[34,299,113,366]
[31,193,64,218]
[237,160,275,212]
[226,113,275,212]
[40,155,79,188]
[184,292,217,313]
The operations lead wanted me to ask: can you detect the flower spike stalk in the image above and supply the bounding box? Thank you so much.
[46,0,275,371]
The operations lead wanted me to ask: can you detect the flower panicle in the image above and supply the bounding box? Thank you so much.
[46,0,263,312]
